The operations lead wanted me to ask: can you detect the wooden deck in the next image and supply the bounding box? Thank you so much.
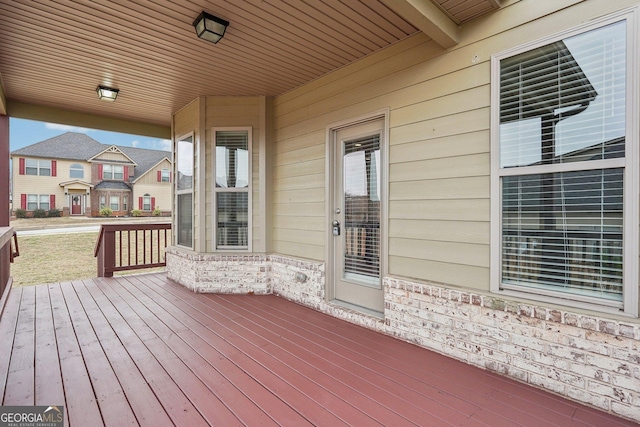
[0,273,634,427]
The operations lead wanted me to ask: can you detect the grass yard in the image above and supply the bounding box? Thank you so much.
[11,229,168,287]
[11,232,99,287]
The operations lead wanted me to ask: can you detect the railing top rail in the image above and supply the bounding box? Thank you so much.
[0,227,15,250]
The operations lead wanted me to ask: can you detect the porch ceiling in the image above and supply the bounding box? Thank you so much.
[0,0,500,137]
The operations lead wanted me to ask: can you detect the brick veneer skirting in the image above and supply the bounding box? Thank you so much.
[165,248,640,422]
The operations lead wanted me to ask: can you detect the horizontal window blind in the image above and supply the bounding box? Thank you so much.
[216,131,249,188]
[343,135,380,282]
[502,169,623,301]
[176,193,192,248]
[216,193,248,249]
[500,21,626,168]
[498,20,627,303]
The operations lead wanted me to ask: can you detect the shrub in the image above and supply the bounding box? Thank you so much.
[33,208,47,218]
[48,208,61,217]
[15,208,27,219]
[131,209,142,217]
[152,206,162,216]
[99,207,113,217]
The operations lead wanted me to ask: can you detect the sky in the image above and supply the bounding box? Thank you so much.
[9,118,172,153]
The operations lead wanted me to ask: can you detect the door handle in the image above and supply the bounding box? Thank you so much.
[332,220,341,236]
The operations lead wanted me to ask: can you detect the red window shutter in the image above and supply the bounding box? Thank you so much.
[124,166,128,181]
[157,171,161,182]
[98,164,103,179]
[51,160,57,176]
[50,195,55,208]
[21,194,26,210]
[19,158,25,175]
[138,197,143,210]
[151,197,156,210]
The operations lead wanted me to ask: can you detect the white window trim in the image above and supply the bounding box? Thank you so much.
[212,126,252,252]
[490,8,639,317]
[69,163,84,179]
[103,164,124,180]
[175,132,195,250]
[26,159,51,176]
[110,196,120,211]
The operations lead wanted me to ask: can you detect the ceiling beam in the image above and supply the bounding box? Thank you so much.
[380,0,458,48]
[6,100,170,139]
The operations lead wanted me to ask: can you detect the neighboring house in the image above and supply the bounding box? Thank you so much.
[11,132,171,217]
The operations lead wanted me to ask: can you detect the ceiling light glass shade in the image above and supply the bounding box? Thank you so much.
[193,11,229,44]
[96,85,119,101]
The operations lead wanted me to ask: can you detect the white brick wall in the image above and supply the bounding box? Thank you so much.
[165,248,640,423]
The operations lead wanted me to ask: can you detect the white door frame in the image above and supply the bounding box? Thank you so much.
[325,109,390,311]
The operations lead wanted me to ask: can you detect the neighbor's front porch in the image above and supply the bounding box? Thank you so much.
[0,272,634,427]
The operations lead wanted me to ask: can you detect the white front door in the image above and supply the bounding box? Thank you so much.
[331,118,385,314]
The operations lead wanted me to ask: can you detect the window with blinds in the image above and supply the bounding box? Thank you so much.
[214,128,251,250]
[494,17,633,308]
[343,134,381,284]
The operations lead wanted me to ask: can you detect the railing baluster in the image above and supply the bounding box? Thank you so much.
[95,223,171,277]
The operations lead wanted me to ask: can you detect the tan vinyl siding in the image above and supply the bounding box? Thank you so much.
[271,0,623,291]
[132,159,172,213]
[173,100,199,138]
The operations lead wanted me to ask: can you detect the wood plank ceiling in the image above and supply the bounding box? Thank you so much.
[0,0,499,133]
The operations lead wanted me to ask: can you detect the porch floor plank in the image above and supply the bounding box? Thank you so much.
[70,280,175,427]
[4,286,35,406]
[0,273,636,427]
[47,283,104,427]
[34,285,65,408]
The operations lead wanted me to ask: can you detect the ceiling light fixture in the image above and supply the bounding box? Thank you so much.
[96,85,119,102]
[193,11,229,44]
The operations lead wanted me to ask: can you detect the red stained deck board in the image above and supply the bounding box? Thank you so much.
[153,273,639,427]
[219,293,559,426]
[107,278,304,427]
[125,276,397,426]
[0,287,21,404]
[70,280,174,427]
[82,279,211,427]
[110,275,348,427]
[47,283,104,427]
[4,286,36,406]
[242,292,587,422]
[246,296,606,426]
[0,273,637,427]
[94,277,278,427]
[34,285,64,407]
[58,281,139,427]
[134,275,472,426]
